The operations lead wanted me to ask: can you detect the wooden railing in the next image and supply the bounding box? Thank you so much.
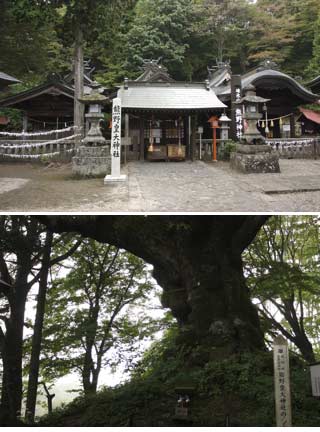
[265,137,320,159]
[0,127,81,161]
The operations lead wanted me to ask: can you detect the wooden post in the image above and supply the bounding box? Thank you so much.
[213,127,217,162]
[191,115,197,162]
[139,117,145,161]
[290,114,296,139]
[74,23,84,146]
[273,336,292,427]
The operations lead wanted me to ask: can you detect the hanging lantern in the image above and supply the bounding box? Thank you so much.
[271,120,274,128]
[262,121,265,128]
[279,117,283,127]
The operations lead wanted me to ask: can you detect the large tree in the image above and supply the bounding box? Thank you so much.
[39,216,268,356]
[244,216,320,363]
[40,240,157,396]
[0,217,81,425]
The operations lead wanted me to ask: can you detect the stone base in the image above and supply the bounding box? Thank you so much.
[230,145,280,174]
[104,174,127,183]
[72,146,110,177]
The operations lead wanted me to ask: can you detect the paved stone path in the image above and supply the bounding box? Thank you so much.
[1,160,320,212]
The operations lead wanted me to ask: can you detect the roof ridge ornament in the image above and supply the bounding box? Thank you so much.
[257,59,279,71]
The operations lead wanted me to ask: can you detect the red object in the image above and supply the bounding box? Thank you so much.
[208,116,220,129]
[299,108,320,125]
[208,116,219,162]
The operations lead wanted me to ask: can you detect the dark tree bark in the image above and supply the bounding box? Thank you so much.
[74,22,84,145]
[25,231,53,423]
[40,382,55,415]
[39,216,269,354]
[1,264,30,424]
[25,235,82,422]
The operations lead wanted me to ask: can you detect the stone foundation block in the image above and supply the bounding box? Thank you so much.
[230,149,280,174]
[72,146,111,177]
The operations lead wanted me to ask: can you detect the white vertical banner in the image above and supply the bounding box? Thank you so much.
[273,335,292,427]
[104,97,127,183]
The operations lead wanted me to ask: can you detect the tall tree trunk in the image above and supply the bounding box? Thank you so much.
[25,231,53,423]
[82,306,99,396]
[74,21,84,146]
[0,274,29,425]
[40,216,268,357]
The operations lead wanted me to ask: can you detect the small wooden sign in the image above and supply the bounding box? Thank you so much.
[273,336,292,427]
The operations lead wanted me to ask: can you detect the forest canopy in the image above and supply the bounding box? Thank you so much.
[1,0,320,90]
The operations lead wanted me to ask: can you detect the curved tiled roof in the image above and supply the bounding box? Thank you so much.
[212,67,319,103]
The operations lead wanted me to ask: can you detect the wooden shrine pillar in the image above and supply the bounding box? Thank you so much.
[290,114,296,138]
[74,25,85,146]
[139,117,145,161]
[190,114,197,162]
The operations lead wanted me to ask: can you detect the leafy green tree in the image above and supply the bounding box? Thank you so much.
[244,216,320,363]
[195,0,253,73]
[0,1,67,87]
[247,0,297,68]
[122,0,196,80]
[307,11,320,78]
[39,239,160,395]
[0,216,81,425]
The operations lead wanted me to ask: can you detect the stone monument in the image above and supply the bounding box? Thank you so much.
[72,82,111,177]
[104,97,127,183]
[230,84,280,174]
[273,335,292,427]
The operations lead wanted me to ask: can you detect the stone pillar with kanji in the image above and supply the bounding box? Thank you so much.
[273,335,292,427]
[104,97,127,183]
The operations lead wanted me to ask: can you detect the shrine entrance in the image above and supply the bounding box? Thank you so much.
[142,114,187,161]
[122,109,224,163]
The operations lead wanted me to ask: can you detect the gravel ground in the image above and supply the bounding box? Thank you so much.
[1,160,320,212]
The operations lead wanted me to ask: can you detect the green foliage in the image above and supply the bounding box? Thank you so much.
[307,11,320,78]
[38,239,163,392]
[122,0,196,80]
[195,0,253,73]
[244,216,320,361]
[1,0,320,87]
[218,140,237,161]
[0,0,68,85]
[39,341,320,426]
[0,108,22,131]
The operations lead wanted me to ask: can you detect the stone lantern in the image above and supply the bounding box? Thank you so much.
[230,84,280,174]
[239,84,270,144]
[72,82,111,177]
[218,113,231,159]
[219,112,231,142]
[81,94,108,146]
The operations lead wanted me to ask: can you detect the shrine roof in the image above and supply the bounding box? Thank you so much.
[214,67,318,103]
[307,76,320,93]
[118,82,226,110]
[0,72,21,85]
